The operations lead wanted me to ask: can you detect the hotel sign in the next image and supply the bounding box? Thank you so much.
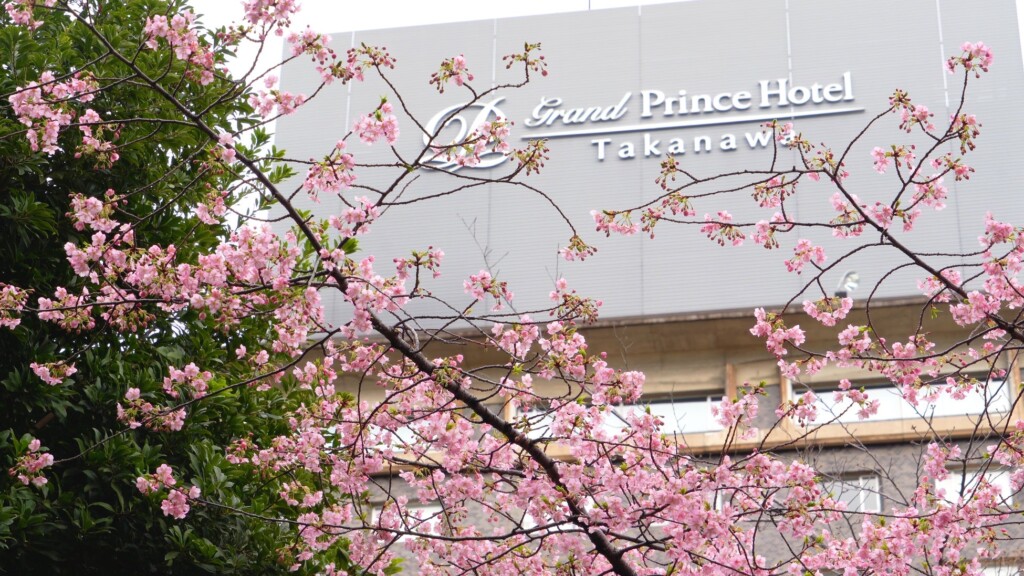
[425,72,860,169]
[276,0,1024,321]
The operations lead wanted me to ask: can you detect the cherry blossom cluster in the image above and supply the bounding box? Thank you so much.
[143,10,215,85]
[947,41,994,77]
[241,0,299,35]
[431,118,512,169]
[750,213,788,250]
[501,42,548,77]
[291,37,393,85]
[328,196,380,237]
[778,389,819,427]
[639,191,695,238]
[700,210,745,246]
[711,384,761,439]
[340,256,409,337]
[888,89,935,133]
[195,188,228,225]
[935,213,1024,327]
[871,143,919,175]
[3,0,56,30]
[918,268,962,302]
[162,363,213,399]
[490,315,540,360]
[57,210,309,337]
[8,437,53,487]
[463,270,513,311]
[8,9,1022,573]
[8,71,98,154]
[29,360,77,386]
[37,286,95,331]
[510,138,549,176]
[785,239,826,274]
[804,146,848,182]
[303,141,356,201]
[136,464,202,520]
[247,74,306,118]
[832,378,881,420]
[74,108,120,166]
[117,387,186,432]
[549,277,602,324]
[68,190,120,233]
[828,192,867,238]
[0,283,28,329]
[394,247,445,283]
[214,132,236,164]
[559,234,597,261]
[988,421,1024,492]
[930,151,974,181]
[354,101,399,146]
[429,54,473,93]
[135,463,177,495]
[802,296,853,327]
[591,209,638,236]
[751,307,806,356]
[752,176,797,208]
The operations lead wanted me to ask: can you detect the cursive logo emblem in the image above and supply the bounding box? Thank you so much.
[422,98,508,171]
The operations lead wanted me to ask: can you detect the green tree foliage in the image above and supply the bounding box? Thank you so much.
[0,1,322,572]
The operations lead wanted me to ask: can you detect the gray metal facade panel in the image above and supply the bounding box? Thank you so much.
[273,0,1024,325]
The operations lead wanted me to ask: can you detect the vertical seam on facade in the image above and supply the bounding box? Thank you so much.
[345,31,356,327]
[784,0,799,224]
[936,0,949,108]
[638,4,645,315]
[345,31,355,131]
[784,0,793,89]
[492,19,498,88]
[935,0,965,257]
[488,19,498,258]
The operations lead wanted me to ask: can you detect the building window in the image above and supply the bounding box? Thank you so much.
[603,394,724,435]
[521,393,724,440]
[806,375,1010,424]
[372,502,444,541]
[982,566,1022,576]
[935,468,1014,506]
[820,473,882,513]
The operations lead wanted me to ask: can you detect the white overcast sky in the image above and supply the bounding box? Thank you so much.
[192,0,1024,80]
[190,0,689,76]
[191,0,685,33]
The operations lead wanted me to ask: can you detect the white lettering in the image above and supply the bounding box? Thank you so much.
[713,92,732,112]
[732,91,752,110]
[690,94,712,113]
[694,136,711,153]
[789,85,810,105]
[524,97,562,127]
[607,92,632,121]
[760,78,789,107]
[677,91,689,116]
[823,82,843,102]
[641,90,665,118]
[424,98,509,171]
[744,131,772,148]
[667,138,685,155]
[618,142,635,159]
[563,107,602,124]
[592,138,611,161]
[644,134,661,157]
[663,97,677,116]
[720,133,737,151]
[810,83,825,103]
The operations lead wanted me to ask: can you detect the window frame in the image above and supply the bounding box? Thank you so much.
[820,472,882,514]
